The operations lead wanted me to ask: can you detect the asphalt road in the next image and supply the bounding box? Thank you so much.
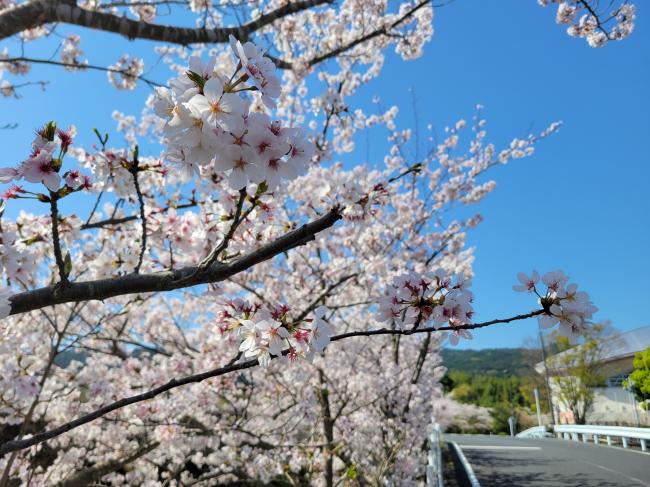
[446,434,650,487]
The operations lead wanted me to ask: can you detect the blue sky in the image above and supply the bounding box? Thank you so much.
[1,0,648,349]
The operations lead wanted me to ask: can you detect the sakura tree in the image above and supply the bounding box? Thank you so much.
[0,0,632,485]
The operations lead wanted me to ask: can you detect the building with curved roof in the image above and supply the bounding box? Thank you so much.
[535,326,650,425]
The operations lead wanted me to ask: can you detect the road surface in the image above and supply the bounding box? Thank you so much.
[446,434,650,486]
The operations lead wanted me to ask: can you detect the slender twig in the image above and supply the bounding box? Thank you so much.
[0,80,49,98]
[576,0,614,38]
[55,441,160,486]
[81,201,197,230]
[295,273,358,321]
[333,310,546,340]
[130,169,147,274]
[0,57,161,88]
[197,189,247,271]
[83,190,104,228]
[295,0,435,69]
[49,194,69,284]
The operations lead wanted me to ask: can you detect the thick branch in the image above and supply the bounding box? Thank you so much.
[316,369,334,487]
[0,0,331,45]
[8,208,342,316]
[0,308,542,455]
[0,0,432,76]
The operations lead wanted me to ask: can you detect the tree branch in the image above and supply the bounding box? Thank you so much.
[0,0,332,45]
[0,57,162,88]
[49,194,69,284]
[0,0,433,76]
[0,308,543,455]
[7,208,342,316]
[57,441,159,487]
[80,201,197,230]
[302,0,432,68]
[196,188,247,271]
[129,165,147,274]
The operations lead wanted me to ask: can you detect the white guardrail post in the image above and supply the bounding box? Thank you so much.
[553,424,650,452]
[427,421,444,487]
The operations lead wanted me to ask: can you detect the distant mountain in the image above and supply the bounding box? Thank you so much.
[441,348,541,377]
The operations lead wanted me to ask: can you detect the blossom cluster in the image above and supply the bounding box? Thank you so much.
[0,121,90,193]
[0,226,36,286]
[217,299,332,366]
[377,270,474,345]
[61,34,87,71]
[130,3,157,22]
[539,1,636,47]
[108,54,145,90]
[154,37,313,189]
[514,270,597,341]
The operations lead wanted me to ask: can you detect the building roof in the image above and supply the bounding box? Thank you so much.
[535,326,650,375]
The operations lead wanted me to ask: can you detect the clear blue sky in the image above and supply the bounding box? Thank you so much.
[1,0,648,349]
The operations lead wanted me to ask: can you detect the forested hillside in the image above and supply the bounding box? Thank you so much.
[441,348,549,433]
[441,348,541,376]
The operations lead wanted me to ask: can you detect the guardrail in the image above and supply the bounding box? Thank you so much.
[554,424,650,452]
[426,422,444,487]
[516,426,548,439]
[449,441,481,487]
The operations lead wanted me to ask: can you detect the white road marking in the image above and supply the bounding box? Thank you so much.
[581,460,650,487]
[457,445,542,450]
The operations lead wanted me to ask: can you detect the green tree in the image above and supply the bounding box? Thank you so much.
[549,324,609,424]
[629,346,650,405]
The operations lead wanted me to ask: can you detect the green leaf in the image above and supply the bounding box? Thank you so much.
[256,180,269,196]
[78,384,89,403]
[345,464,358,480]
[42,121,57,141]
[186,70,206,90]
[93,128,109,147]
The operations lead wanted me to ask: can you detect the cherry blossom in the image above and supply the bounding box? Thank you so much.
[156,42,313,191]
[513,270,540,292]
[539,1,636,47]
[186,76,244,130]
[107,54,144,90]
[377,270,475,343]
[0,2,624,483]
[514,270,598,342]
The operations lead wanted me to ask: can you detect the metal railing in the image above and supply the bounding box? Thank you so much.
[449,441,481,487]
[426,422,444,487]
[516,426,548,439]
[554,424,650,452]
